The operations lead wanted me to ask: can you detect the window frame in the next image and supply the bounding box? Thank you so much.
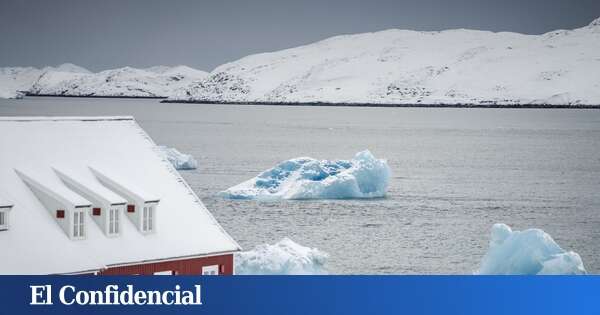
[142,205,154,233]
[0,210,8,231]
[153,270,174,275]
[108,207,120,235]
[202,265,219,276]
[72,208,85,239]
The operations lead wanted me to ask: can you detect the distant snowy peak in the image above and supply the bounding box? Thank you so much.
[163,65,209,78]
[0,67,44,99]
[145,65,208,77]
[27,65,208,98]
[169,17,600,106]
[589,17,600,27]
[43,63,92,74]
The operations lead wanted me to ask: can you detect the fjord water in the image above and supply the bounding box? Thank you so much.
[1,97,599,274]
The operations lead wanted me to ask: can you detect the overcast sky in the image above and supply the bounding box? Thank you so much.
[1,0,599,72]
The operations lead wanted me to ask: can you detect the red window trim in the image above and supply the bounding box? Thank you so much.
[92,208,101,216]
[127,204,135,213]
[56,209,65,219]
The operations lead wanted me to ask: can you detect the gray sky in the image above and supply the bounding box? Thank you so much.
[1,0,599,72]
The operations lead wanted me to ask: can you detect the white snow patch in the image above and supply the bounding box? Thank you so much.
[157,146,198,170]
[219,150,391,200]
[476,223,586,275]
[234,238,329,275]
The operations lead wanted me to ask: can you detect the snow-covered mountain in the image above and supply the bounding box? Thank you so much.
[0,67,43,99]
[0,64,208,98]
[169,17,600,106]
[29,65,208,98]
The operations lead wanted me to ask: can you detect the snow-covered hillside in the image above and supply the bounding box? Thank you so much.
[0,64,208,98]
[169,17,600,106]
[0,67,43,99]
[29,65,208,98]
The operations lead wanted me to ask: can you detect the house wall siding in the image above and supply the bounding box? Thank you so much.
[98,254,234,275]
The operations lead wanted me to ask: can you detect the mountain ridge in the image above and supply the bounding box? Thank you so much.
[167,17,600,106]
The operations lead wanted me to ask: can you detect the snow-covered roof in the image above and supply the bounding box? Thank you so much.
[0,116,241,274]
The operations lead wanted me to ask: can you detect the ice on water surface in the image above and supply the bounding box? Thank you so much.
[219,150,391,200]
[158,146,198,170]
[477,223,586,275]
[235,238,329,275]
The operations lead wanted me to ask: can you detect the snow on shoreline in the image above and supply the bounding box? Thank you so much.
[219,150,391,200]
[168,17,600,106]
[235,238,329,275]
[158,146,198,170]
[0,64,208,99]
[477,223,586,275]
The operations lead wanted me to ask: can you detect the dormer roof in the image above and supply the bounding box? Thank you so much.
[15,169,91,209]
[89,166,159,203]
[53,167,127,206]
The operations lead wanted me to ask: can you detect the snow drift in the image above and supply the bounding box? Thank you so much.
[157,146,198,170]
[219,150,390,200]
[477,223,586,275]
[169,17,600,106]
[0,64,208,98]
[234,238,329,275]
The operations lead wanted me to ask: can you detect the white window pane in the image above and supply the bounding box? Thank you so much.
[148,207,153,231]
[154,270,173,275]
[73,212,79,237]
[201,265,219,276]
[114,209,119,234]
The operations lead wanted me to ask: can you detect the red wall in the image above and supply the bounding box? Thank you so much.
[98,254,234,275]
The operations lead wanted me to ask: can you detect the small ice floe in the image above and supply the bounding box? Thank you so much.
[219,150,391,200]
[476,223,586,275]
[157,146,198,170]
[234,238,329,275]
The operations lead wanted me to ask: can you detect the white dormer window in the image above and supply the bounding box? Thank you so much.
[0,210,8,231]
[142,205,153,232]
[73,208,85,239]
[109,207,120,235]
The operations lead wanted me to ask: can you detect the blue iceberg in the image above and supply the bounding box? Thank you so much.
[234,238,329,275]
[219,150,391,200]
[477,223,586,275]
[158,146,198,170]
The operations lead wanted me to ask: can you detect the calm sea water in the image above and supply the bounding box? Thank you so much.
[1,97,599,274]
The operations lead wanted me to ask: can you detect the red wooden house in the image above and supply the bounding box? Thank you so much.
[0,116,241,275]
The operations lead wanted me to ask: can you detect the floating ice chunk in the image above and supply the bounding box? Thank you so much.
[234,238,329,275]
[477,223,586,275]
[157,146,198,170]
[219,150,391,200]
